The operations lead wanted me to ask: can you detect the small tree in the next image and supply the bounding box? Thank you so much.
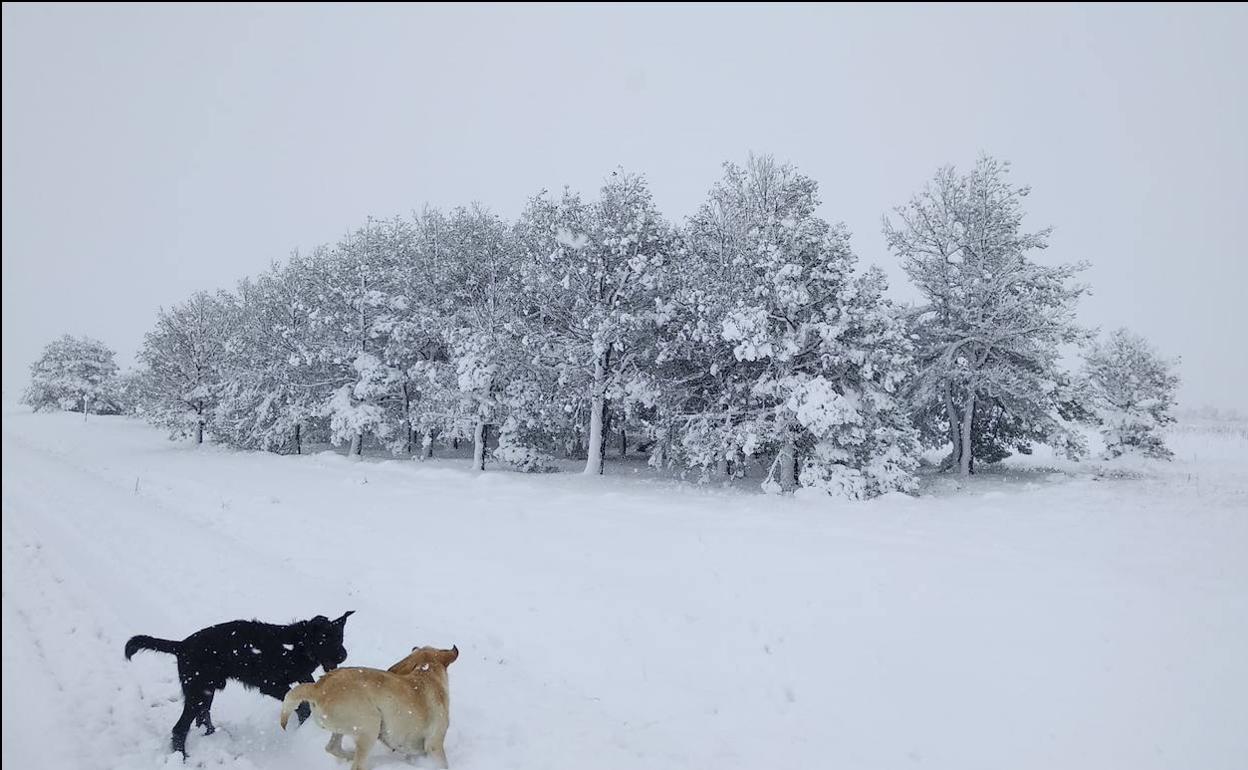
[22,335,120,418]
[1083,328,1180,459]
[139,291,236,443]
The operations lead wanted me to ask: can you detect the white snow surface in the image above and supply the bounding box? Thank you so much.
[3,405,1246,770]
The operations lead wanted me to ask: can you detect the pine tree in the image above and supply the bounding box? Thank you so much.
[515,172,671,475]
[381,210,450,458]
[885,156,1090,475]
[304,224,407,459]
[433,205,519,470]
[657,155,920,498]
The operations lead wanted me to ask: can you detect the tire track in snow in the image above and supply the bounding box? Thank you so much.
[0,431,338,768]
[2,496,165,768]
[4,427,699,769]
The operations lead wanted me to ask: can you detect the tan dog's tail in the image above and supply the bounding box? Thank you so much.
[280,682,318,730]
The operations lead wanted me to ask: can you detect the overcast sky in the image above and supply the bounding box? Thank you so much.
[3,4,1246,410]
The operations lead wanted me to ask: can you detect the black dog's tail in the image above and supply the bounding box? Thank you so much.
[124,635,181,660]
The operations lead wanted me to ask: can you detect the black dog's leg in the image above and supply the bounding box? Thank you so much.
[174,657,220,755]
[171,691,212,756]
[295,675,316,723]
[193,693,217,734]
[260,682,311,724]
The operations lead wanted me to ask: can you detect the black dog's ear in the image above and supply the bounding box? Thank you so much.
[300,616,331,638]
[334,610,355,626]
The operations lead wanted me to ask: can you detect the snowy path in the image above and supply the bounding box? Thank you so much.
[3,408,1247,769]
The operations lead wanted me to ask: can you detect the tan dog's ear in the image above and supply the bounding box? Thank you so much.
[438,645,459,667]
[387,648,422,675]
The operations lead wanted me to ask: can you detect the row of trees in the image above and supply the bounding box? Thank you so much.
[23,156,1182,495]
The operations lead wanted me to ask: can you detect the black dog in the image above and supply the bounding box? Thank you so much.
[125,611,354,755]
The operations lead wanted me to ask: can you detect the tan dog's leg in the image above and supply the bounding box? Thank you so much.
[325,733,352,760]
[425,733,448,769]
[397,735,426,763]
[350,727,379,770]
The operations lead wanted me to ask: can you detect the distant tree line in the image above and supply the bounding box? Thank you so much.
[23,155,1181,496]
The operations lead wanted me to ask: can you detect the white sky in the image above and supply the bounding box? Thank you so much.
[3,4,1246,410]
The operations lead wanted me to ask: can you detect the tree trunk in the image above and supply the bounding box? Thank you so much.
[778,432,798,493]
[584,399,605,475]
[650,435,666,469]
[420,432,433,461]
[620,428,627,457]
[944,386,962,470]
[958,395,975,476]
[472,420,487,471]
[598,410,609,470]
[402,384,413,454]
[293,423,302,455]
[82,397,89,421]
[349,432,363,460]
[583,355,607,475]
[196,421,204,445]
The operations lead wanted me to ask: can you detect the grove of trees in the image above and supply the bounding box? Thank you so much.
[23,155,1183,497]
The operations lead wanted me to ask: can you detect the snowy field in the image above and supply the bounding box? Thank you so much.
[3,404,1246,770]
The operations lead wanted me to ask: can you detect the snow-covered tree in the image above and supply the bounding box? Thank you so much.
[300,224,407,459]
[432,205,519,470]
[657,155,920,498]
[111,369,149,416]
[1083,328,1180,459]
[22,335,120,418]
[139,291,237,443]
[884,156,1090,475]
[515,172,672,475]
[380,209,452,458]
[512,190,593,459]
[212,258,326,454]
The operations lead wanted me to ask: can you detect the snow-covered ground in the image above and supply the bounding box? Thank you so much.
[3,405,1246,770]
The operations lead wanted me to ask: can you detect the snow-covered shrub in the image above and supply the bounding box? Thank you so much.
[1083,328,1179,460]
[494,436,558,473]
[490,415,559,473]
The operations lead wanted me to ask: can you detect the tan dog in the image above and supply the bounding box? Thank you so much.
[280,645,459,769]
